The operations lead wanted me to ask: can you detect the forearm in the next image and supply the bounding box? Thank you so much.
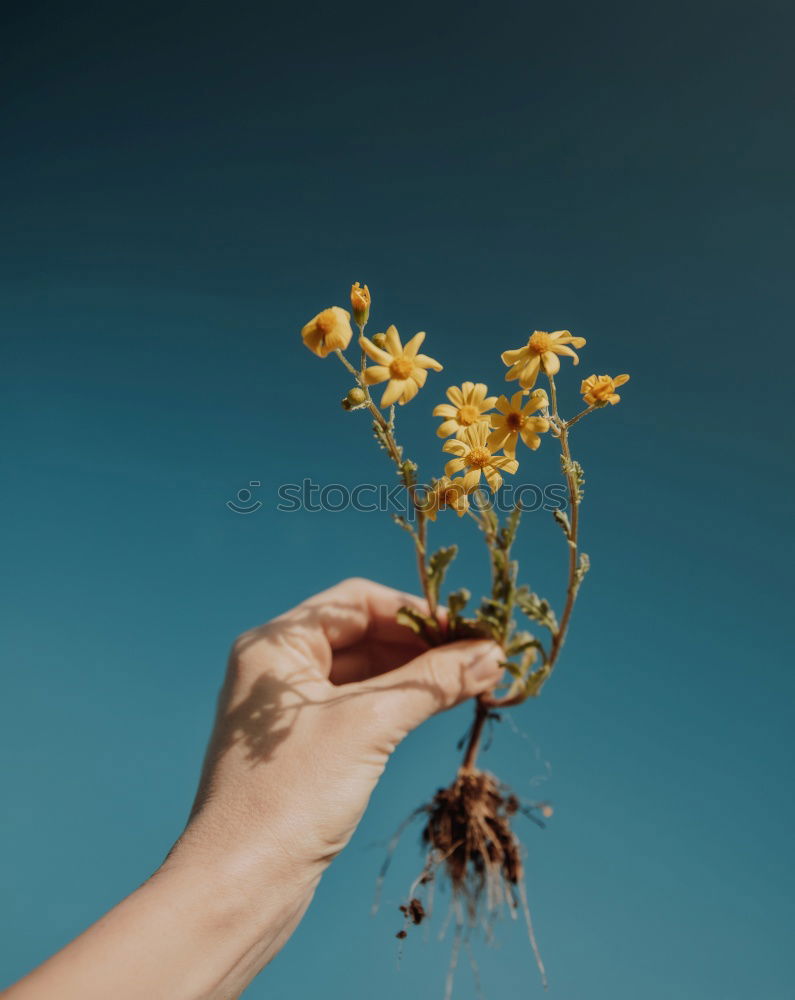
[5,841,317,1000]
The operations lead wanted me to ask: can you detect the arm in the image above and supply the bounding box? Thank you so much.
[5,578,502,1000]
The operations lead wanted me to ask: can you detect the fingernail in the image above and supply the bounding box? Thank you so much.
[467,642,503,682]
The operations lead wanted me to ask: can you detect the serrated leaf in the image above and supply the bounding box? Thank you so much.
[516,587,558,633]
[396,606,438,644]
[498,504,522,550]
[574,552,590,591]
[400,460,418,488]
[524,664,551,697]
[561,455,585,503]
[553,508,571,536]
[447,588,470,622]
[506,630,544,657]
[427,545,457,605]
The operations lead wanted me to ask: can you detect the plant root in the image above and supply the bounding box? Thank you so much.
[394,767,551,993]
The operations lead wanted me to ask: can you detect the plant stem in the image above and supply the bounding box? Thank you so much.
[334,347,439,623]
[460,699,490,772]
[479,372,583,712]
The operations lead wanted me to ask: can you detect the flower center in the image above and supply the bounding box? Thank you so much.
[467,446,491,469]
[389,356,414,379]
[441,488,459,506]
[457,404,480,426]
[528,331,553,354]
[506,411,524,431]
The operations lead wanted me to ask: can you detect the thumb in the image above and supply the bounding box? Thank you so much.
[362,639,504,739]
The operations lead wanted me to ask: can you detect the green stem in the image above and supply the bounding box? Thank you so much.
[334,347,439,623]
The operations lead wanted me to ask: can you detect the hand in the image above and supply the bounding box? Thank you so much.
[181,577,503,878]
[5,578,503,1000]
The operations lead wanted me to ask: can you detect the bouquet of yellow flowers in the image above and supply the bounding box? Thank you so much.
[301,283,629,990]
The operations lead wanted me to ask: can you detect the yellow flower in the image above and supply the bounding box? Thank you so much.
[443,422,519,492]
[433,382,497,440]
[501,329,586,388]
[360,325,443,407]
[301,307,354,358]
[580,373,630,406]
[350,282,371,326]
[422,476,470,520]
[488,390,550,456]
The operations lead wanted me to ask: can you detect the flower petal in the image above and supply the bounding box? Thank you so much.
[462,468,482,492]
[483,467,503,492]
[414,353,443,371]
[360,337,393,366]
[445,457,466,476]
[433,403,458,418]
[363,365,390,385]
[411,367,428,387]
[491,455,519,474]
[380,379,406,407]
[399,379,419,404]
[384,325,403,355]
[443,439,467,455]
[403,331,426,358]
[613,374,630,387]
[518,355,541,388]
[541,351,561,376]
[446,385,465,406]
[501,347,528,366]
[436,419,459,438]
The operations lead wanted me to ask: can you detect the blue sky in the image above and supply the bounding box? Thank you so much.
[2,1,794,996]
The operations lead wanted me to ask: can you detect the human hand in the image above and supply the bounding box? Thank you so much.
[178,576,503,887]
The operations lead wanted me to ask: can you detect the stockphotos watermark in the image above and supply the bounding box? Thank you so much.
[226,479,568,517]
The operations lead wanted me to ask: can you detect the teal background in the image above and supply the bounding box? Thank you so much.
[2,1,794,996]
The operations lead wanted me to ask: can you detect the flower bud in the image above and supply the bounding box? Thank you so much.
[371,332,387,349]
[346,387,366,406]
[350,282,371,327]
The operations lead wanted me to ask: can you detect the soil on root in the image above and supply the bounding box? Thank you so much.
[390,768,550,996]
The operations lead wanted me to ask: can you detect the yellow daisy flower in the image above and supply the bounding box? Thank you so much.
[442,422,519,493]
[359,326,443,407]
[580,373,630,406]
[301,306,354,358]
[433,382,497,440]
[422,476,470,520]
[501,329,586,389]
[488,390,550,456]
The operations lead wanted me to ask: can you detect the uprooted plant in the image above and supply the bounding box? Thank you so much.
[299,283,629,994]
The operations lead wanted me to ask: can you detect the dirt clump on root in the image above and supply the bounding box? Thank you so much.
[394,768,548,992]
[422,769,523,913]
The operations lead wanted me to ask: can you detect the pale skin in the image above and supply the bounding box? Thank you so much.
[4,578,503,1000]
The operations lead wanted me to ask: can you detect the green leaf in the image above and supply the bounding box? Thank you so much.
[447,588,470,622]
[516,587,558,633]
[552,508,571,537]
[561,455,585,503]
[396,606,438,644]
[498,504,522,550]
[524,663,551,697]
[506,630,544,657]
[400,460,418,488]
[427,545,457,605]
[574,552,590,591]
